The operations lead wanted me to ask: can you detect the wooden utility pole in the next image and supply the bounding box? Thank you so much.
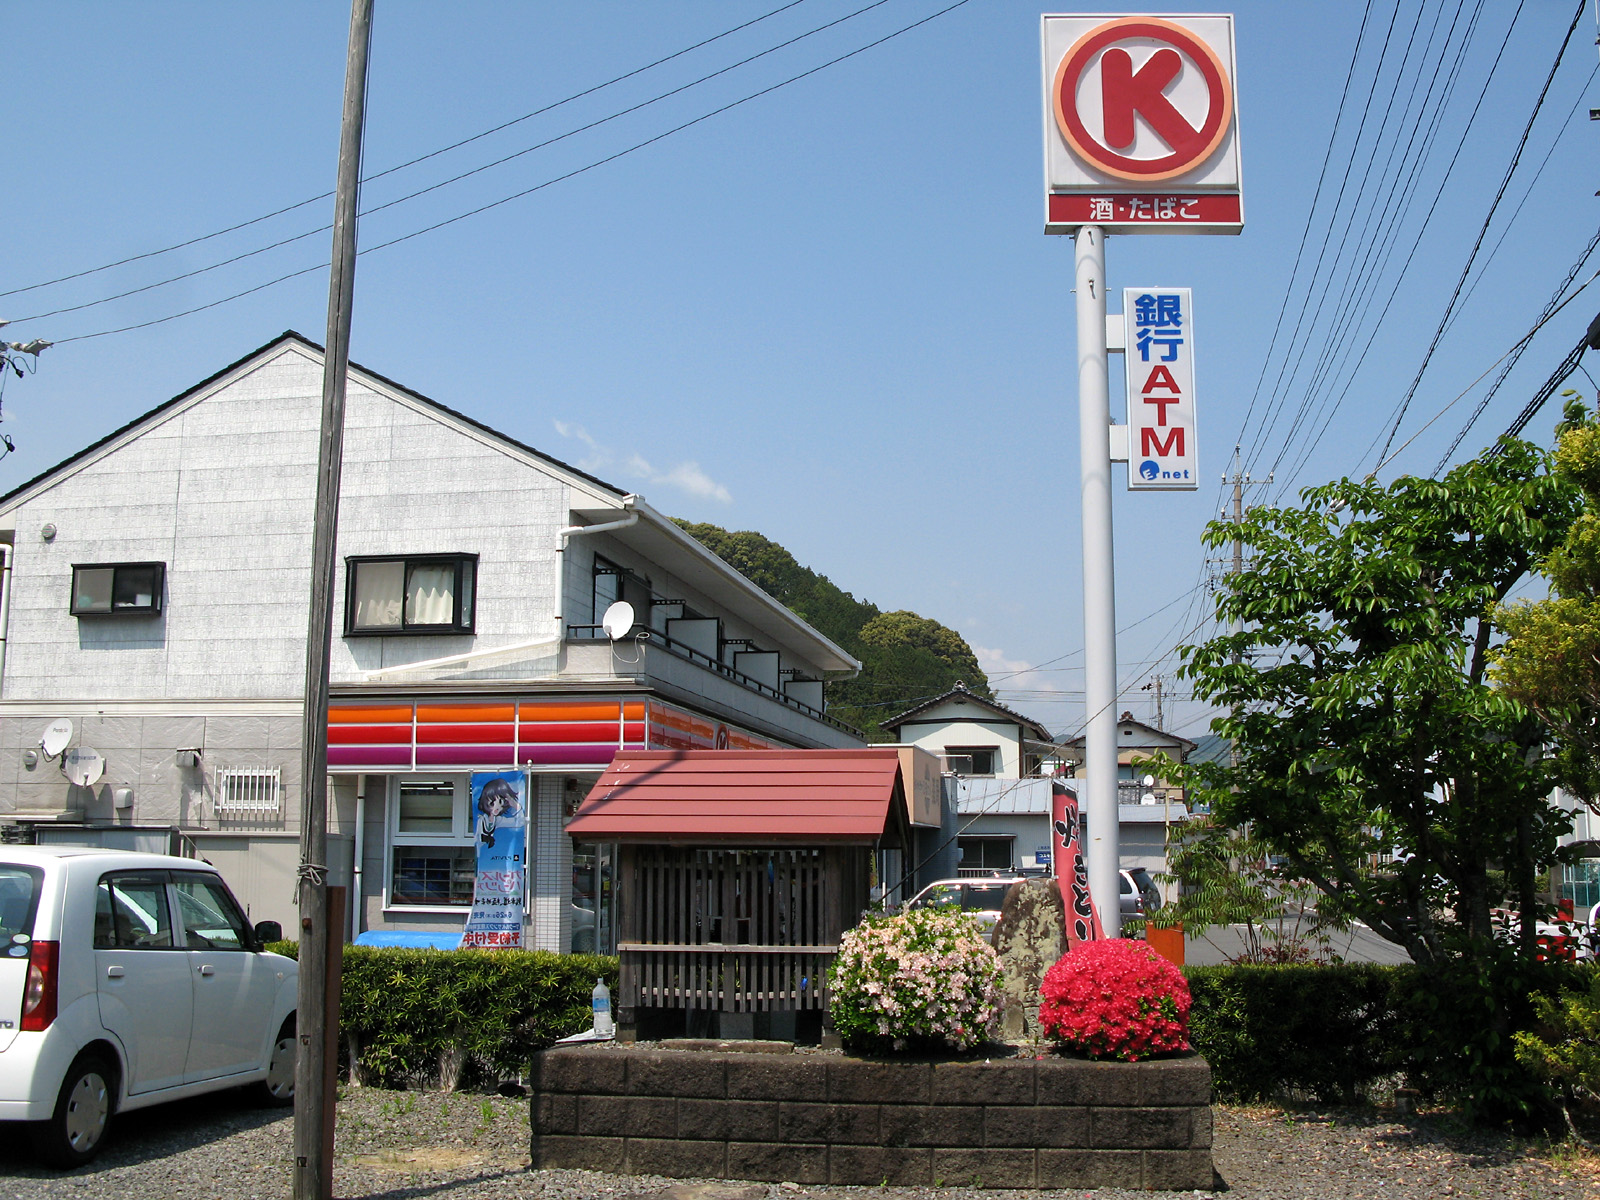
[294,2,373,1197]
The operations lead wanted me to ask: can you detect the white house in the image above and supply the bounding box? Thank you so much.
[882,690,1190,889]
[0,332,862,951]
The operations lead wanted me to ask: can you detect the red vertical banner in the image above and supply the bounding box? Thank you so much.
[1052,781,1104,948]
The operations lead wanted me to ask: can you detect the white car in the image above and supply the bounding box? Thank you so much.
[0,847,298,1166]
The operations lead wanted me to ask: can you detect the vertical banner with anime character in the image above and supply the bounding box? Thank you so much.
[459,772,527,949]
[1052,781,1104,948]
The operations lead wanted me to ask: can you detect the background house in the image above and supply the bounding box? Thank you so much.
[0,332,861,951]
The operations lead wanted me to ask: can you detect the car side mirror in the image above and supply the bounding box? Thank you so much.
[253,920,283,946]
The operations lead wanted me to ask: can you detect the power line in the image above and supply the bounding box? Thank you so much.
[1432,224,1600,471]
[15,0,898,326]
[50,0,976,346]
[1368,0,1588,468]
[0,0,815,302]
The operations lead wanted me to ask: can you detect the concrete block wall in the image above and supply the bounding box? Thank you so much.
[531,1047,1214,1190]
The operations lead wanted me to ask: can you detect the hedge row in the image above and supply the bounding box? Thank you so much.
[1184,961,1595,1111]
[268,942,616,1089]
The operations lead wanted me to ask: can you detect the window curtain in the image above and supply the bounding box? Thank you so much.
[406,562,456,626]
[353,561,405,628]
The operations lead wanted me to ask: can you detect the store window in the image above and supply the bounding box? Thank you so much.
[570,842,616,955]
[388,777,476,908]
[345,554,476,635]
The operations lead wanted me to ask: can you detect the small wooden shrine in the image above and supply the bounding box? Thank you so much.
[566,748,910,1038]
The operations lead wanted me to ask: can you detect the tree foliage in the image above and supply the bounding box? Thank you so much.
[1176,443,1580,966]
[676,522,991,737]
[1494,396,1600,803]
[1153,816,1347,964]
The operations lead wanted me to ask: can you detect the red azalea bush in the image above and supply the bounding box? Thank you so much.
[1039,938,1191,1061]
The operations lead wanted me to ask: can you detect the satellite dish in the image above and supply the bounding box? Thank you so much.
[1142,774,1156,788]
[601,601,636,640]
[63,748,105,788]
[39,718,73,758]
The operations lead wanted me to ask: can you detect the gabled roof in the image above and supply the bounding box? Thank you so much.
[880,682,1052,742]
[0,331,860,676]
[0,330,625,510]
[567,749,907,845]
[1062,711,1198,754]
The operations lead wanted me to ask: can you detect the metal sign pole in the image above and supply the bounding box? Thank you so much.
[1074,224,1121,937]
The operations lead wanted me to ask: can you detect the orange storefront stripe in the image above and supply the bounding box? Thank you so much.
[329,705,413,724]
[416,703,516,723]
[517,701,622,723]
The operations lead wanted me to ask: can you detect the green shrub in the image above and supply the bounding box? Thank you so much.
[1185,959,1583,1121]
[1514,963,1600,1130]
[267,942,616,1087]
[1184,963,1400,1103]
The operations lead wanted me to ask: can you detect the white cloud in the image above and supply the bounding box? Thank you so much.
[551,422,732,503]
[973,644,1038,681]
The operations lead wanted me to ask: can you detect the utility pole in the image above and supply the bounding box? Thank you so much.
[294,2,373,1198]
[1141,675,1165,731]
[1219,448,1268,769]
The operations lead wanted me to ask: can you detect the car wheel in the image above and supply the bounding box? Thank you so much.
[251,1016,296,1107]
[30,1053,115,1168]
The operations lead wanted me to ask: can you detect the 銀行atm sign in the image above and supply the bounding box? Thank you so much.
[1124,288,1198,490]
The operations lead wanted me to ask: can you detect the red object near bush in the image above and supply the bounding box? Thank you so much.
[1039,938,1192,1062]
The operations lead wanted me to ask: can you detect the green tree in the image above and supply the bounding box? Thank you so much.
[1176,442,1579,965]
[1494,396,1600,803]
[1153,816,1347,964]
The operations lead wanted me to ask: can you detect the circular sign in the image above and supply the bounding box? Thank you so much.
[1053,17,1232,183]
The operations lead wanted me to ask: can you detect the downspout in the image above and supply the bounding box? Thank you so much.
[0,544,12,688]
[351,775,366,942]
[552,496,641,636]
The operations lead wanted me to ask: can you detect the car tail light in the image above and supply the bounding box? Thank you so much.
[20,940,59,1032]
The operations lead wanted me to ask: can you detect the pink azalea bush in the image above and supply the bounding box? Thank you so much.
[828,907,1004,1053]
[1038,938,1191,1062]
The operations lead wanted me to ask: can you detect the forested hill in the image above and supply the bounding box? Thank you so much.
[676,522,991,740]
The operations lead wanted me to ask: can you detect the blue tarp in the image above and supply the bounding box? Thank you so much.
[353,930,462,949]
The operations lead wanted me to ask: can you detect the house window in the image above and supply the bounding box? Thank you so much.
[591,556,652,626]
[945,746,999,777]
[387,777,476,908]
[213,767,281,816]
[957,836,1014,874]
[71,562,164,616]
[345,555,476,635]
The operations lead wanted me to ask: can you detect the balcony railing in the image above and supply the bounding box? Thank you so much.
[1119,782,1185,807]
[566,625,864,739]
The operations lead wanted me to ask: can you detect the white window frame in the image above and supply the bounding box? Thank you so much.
[384,775,475,913]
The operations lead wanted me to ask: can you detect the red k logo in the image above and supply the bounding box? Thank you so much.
[1054,17,1233,183]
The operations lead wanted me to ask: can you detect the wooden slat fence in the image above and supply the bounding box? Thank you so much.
[619,845,869,1012]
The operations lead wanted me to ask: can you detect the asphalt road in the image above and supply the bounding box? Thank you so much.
[1181,922,1412,966]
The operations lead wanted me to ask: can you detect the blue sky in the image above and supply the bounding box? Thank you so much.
[4,2,1598,740]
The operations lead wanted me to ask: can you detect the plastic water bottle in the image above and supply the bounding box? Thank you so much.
[591,977,614,1037]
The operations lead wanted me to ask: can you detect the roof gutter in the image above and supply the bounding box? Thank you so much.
[551,496,641,635]
[623,495,860,679]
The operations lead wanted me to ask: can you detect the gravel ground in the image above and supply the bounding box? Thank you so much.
[0,1086,1595,1200]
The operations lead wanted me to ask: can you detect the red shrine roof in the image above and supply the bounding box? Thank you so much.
[566,749,906,844]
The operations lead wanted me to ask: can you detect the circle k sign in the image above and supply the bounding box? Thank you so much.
[1041,13,1242,231]
[1054,17,1231,182]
